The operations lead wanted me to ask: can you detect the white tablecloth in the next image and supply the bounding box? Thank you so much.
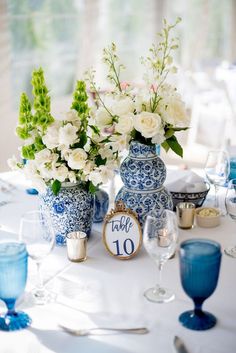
[0,172,235,353]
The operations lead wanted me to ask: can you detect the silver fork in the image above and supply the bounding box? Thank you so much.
[59,324,149,336]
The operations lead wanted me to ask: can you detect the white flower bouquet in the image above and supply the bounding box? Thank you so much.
[8,69,118,194]
[86,18,189,157]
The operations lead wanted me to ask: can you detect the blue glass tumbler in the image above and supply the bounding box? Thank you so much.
[179,239,222,330]
[229,157,236,181]
[0,242,32,331]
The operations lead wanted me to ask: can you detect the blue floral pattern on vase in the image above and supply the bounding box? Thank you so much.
[39,183,95,246]
[115,141,173,227]
[93,189,109,223]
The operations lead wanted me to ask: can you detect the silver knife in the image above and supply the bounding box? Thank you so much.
[174,336,189,353]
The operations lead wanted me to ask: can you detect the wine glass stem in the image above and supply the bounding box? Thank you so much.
[155,261,164,292]
[36,261,44,290]
[213,184,219,208]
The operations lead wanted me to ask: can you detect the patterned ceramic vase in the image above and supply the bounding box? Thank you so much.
[93,189,109,223]
[115,141,173,227]
[39,183,95,246]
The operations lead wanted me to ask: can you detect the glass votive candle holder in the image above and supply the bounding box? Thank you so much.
[66,231,87,262]
[176,202,195,229]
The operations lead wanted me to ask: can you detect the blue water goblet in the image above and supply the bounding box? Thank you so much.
[179,239,222,330]
[0,242,31,331]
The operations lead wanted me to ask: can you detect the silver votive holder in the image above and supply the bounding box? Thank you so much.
[176,202,196,229]
[66,231,87,262]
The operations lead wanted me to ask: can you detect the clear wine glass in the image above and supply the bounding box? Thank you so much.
[0,242,31,331]
[19,210,55,305]
[143,209,178,303]
[224,178,236,258]
[204,150,229,209]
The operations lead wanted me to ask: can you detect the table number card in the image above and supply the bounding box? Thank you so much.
[103,201,142,260]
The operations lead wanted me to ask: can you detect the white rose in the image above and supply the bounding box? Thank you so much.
[68,148,87,170]
[111,97,134,116]
[59,123,78,147]
[42,121,61,149]
[52,165,68,182]
[134,111,162,138]
[88,170,103,186]
[115,114,134,134]
[95,107,113,128]
[159,96,189,126]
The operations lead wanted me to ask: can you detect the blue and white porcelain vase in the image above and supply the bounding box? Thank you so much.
[93,189,109,223]
[39,183,95,246]
[115,141,173,227]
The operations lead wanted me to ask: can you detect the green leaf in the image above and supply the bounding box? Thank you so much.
[161,141,170,153]
[88,181,97,194]
[95,155,107,166]
[89,125,100,134]
[73,131,88,149]
[51,180,61,196]
[173,126,189,132]
[164,128,175,139]
[166,135,183,157]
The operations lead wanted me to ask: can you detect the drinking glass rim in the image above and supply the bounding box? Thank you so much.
[180,238,221,259]
[0,241,27,262]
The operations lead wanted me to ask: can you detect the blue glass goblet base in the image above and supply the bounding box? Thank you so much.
[0,312,32,331]
[179,310,216,331]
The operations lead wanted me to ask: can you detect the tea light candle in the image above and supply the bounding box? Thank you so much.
[158,228,170,247]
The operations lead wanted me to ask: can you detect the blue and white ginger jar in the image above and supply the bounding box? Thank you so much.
[39,183,95,246]
[93,189,109,223]
[115,141,173,227]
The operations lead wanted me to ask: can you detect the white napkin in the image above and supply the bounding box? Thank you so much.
[165,170,208,193]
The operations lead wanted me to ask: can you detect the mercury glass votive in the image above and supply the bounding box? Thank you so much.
[66,231,87,262]
[176,202,195,229]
